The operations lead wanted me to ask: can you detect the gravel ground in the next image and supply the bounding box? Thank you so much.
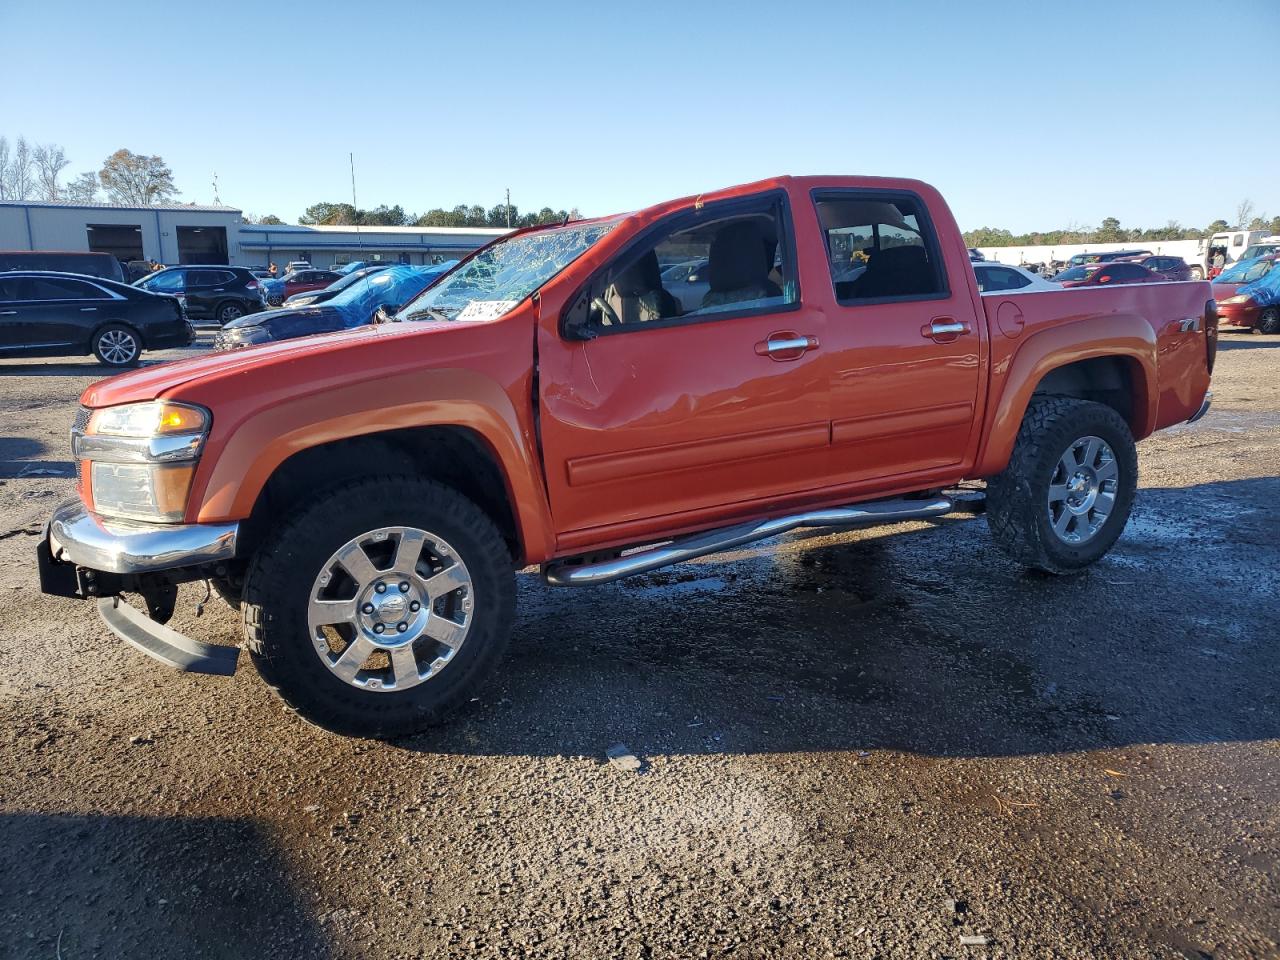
[1,331,1277,959]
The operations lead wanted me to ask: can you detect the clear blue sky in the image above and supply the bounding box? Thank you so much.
[2,0,1277,232]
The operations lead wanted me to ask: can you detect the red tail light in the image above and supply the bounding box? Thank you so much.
[246,280,260,290]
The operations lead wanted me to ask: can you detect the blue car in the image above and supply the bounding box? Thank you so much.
[214,263,456,350]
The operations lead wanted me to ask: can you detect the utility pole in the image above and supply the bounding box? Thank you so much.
[350,152,364,253]
[211,172,220,206]
[505,187,511,229]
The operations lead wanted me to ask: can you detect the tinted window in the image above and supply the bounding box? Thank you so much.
[571,197,794,331]
[814,194,944,302]
[28,277,110,300]
[0,278,22,301]
[1108,264,1146,279]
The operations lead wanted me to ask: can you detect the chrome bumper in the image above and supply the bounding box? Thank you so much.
[47,498,238,575]
[1188,390,1212,424]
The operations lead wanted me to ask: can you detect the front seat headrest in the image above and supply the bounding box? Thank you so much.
[614,250,663,296]
[708,221,771,292]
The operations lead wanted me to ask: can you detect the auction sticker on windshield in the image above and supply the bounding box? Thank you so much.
[456,300,520,322]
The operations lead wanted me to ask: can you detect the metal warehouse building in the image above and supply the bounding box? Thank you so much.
[0,200,507,270]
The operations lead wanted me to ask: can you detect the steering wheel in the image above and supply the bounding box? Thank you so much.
[591,296,622,327]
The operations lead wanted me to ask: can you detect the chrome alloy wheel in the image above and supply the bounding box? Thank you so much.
[98,329,139,364]
[307,526,473,692]
[1047,435,1118,544]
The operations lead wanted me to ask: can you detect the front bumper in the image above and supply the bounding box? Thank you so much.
[1217,302,1259,327]
[44,498,238,575]
[39,498,242,676]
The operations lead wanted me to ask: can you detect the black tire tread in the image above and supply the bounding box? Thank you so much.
[241,475,514,737]
[987,396,1137,574]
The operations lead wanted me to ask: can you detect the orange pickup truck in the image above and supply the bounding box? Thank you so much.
[38,176,1216,736]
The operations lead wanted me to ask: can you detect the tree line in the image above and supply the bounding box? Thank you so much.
[0,135,179,205]
[291,201,581,230]
[964,200,1279,248]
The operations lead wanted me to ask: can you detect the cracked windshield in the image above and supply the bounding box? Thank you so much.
[397,219,621,323]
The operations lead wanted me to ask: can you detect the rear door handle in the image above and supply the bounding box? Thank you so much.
[79,307,98,312]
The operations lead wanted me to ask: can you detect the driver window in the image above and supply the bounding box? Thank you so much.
[581,199,795,332]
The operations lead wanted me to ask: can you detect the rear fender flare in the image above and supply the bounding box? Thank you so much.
[974,314,1157,477]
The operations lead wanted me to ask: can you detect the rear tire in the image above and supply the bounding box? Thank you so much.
[987,397,1137,574]
[1258,307,1280,335]
[1190,265,1204,281]
[241,476,515,737]
[92,323,142,367]
[216,301,245,325]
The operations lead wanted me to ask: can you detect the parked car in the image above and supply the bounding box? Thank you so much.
[973,262,1060,293]
[1055,261,1163,288]
[968,248,986,261]
[261,268,342,306]
[285,260,313,273]
[1216,265,1280,333]
[0,270,193,366]
[37,174,1214,738]
[1124,255,1192,281]
[1211,255,1276,302]
[215,264,453,350]
[135,265,267,325]
[334,260,396,276]
[0,250,126,283]
[283,264,398,307]
[1067,249,1153,268]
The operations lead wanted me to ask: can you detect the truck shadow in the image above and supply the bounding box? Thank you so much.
[1217,333,1280,350]
[0,813,331,960]
[397,475,1280,761]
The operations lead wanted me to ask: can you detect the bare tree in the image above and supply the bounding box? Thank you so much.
[0,136,9,200]
[63,171,100,204]
[7,136,36,200]
[1235,198,1255,230]
[98,149,179,205]
[33,143,70,200]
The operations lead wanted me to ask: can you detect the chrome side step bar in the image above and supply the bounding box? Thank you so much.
[543,496,955,587]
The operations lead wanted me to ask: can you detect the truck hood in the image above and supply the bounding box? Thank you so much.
[80,322,440,408]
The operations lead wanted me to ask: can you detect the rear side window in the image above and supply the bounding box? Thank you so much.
[0,278,22,301]
[28,277,110,300]
[813,193,946,303]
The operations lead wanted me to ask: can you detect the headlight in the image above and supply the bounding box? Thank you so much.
[1218,295,1249,305]
[76,401,210,522]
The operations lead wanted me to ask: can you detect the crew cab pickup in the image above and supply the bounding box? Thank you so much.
[37,176,1216,737]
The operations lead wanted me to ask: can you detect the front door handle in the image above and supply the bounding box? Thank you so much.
[755,333,819,360]
[0,310,16,316]
[922,319,969,341]
[79,307,98,312]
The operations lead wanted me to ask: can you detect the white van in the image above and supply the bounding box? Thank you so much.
[1191,230,1270,279]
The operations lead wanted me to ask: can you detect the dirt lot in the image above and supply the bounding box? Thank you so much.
[1,332,1277,959]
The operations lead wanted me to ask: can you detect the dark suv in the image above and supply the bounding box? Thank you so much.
[136,265,267,325]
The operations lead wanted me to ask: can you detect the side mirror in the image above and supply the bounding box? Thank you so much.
[561,311,598,341]
[687,273,700,283]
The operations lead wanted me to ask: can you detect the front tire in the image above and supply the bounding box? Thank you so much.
[987,397,1137,574]
[92,324,142,367]
[241,476,515,737]
[1258,307,1280,335]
